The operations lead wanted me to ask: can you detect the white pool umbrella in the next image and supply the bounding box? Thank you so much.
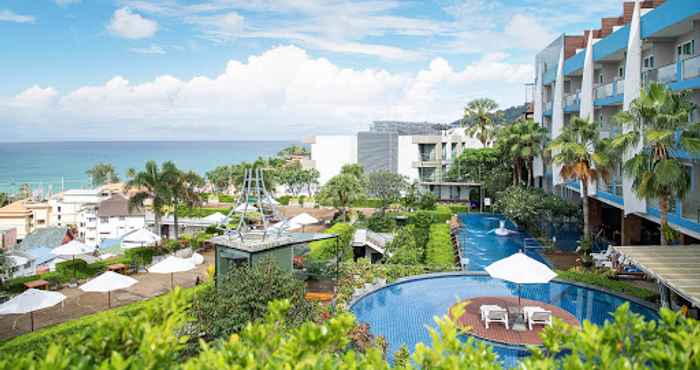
[484,252,557,306]
[190,252,204,265]
[234,203,258,213]
[148,256,196,289]
[52,240,96,278]
[121,228,161,249]
[0,289,66,331]
[289,212,318,231]
[203,212,228,224]
[80,271,138,308]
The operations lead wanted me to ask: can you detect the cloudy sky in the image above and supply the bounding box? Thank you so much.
[1,0,625,142]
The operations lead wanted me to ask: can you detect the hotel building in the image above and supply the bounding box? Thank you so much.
[533,0,700,244]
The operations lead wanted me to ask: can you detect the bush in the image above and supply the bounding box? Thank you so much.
[277,195,292,206]
[176,206,233,218]
[125,247,158,267]
[417,192,438,210]
[425,224,454,268]
[367,213,396,232]
[192,259,316,339]
[445,204,470,214]
[218,194,235,203]
[308,223,355,261]
[556,269,658,302]
[351,198,383,208]
[384,225,421,265]
[411,211,434,262]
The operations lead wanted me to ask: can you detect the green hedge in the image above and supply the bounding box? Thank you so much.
[277,195,292,206]
[308,223,355,261]
[556,269,658,302]
[404,209,452,225]
[425,224,454,268]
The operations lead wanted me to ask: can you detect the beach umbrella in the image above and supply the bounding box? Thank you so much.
[234,203,258,213]
[0,289,66,331]
[203,212,228,224]
[148,256,196,289]
[52,240,96,278]
[271,220,302,231]
[79,271,138,308]
[484,252,557,307]
[190,252,205,265]
[121,228,161,249]
[289,213,318,231]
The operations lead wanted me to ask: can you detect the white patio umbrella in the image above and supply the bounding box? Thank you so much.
[234,203,258,213]
[190,252,204,265]
[203,212,228,224]
[121,228,161,249]
[148,256,196,289]
[0,289,66,331]
[79,271,138,308]
[271,220,302,231]
[289,212,318,231]
[52,240,96,278]
[484,252,557,307]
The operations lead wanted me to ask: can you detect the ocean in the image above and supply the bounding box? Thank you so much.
[0,141,298,194]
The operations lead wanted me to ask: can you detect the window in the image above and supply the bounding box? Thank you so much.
[618,66,624,78]
[57,215,61,221]
[597,73,604,84]
[100,217,108,223]
[677,40,695,59]
[643,55,655,69]
[57,206,61,213]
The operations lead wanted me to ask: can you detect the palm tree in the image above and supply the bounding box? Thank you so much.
[127,161,173,238]
[164,164,205,240]
[549,117,614,238]
[86,163,119,187]
[462,98,500,147]
[497,119,549,186]
[613,82,700,245]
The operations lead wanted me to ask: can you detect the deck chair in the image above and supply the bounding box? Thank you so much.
[527,309,552,330]
[484,308,509,329]
[480,305,503,321]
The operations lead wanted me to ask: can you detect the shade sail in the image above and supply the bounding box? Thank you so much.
[149,256,196,274]
[121,228,161,248]
[0,289,66,315]
[79,271,138,293]
[290,213,318,226]
[52,240,95,257]
[485,252,557,284]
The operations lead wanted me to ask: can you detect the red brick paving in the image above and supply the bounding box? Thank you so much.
[449,296,580,346]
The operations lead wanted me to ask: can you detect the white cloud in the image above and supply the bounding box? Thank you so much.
[54,0,81,6]
[504,15,555,51]
[2,46,531,140]
[107,7,158,39]
[185,11,245,40]
[0,9,35,23]
[129,44,166,54]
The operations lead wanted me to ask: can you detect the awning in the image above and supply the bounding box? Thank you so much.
[613,245,700,307]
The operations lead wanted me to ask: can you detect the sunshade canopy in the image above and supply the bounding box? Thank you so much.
[203,212,228,223]
[234,204,258,213]
[0,289,66,315]
[485,252,557,285]
[289,213,318,226]
[149,255,196,274]
[121,228,161,247]
[79,271,138,293]
[52,240,95,257]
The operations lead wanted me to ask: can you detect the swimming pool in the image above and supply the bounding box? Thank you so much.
[350,274,658,368]
[350,213,658,368]
[459,213,549,271]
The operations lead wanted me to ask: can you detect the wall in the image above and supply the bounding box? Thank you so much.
[357,132,397,174]
[397,135,419,182]
[311,136,357,184]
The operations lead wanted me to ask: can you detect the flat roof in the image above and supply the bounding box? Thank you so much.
[613,245,700,308]
[210,232,336,253]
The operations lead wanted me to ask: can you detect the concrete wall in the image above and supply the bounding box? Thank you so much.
[311,135,358,185]
[357,132,397,174]
[397,135,419,182]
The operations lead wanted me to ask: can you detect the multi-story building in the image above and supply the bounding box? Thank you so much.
[305,121,483,201]
[533,0,700,245]
[49,188,111,227]
[79,193,145,247]
[0,199,52,241]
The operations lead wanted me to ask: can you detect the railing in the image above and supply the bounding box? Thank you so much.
[565,91,579,107]
[614,79,624,95]
[597,179,623,198]
[594,82,614,99]
[682,54,700,80]
[642,69,657,87]
[657,63,676,84]
[419,153,436,161]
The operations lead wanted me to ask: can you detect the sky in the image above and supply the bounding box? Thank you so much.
[0,0,627,142]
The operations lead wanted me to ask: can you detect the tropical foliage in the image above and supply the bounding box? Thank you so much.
[308,223,355,261]
[555,268,657,302]
[277,144,310,158]
[494,186,580,233]
[86,162,120,187]
[425,224,454,268]
[613,82,700,245]
[496,119,549,186]
[126,160,173,237]
[384,225,421,265]
[367,170,408,214]
[462,98,500,147]
[277,164,320,196]
[317,169,366,220]
[449,147,511,195]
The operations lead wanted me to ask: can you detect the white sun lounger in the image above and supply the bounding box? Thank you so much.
[523,306,552,330]
[480,305,503,321]
[482,307,509,329]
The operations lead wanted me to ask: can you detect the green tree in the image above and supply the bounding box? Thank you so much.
[449,148,511,195]
[0,193,8,207]
[18,183,32,199]
[462,98,500,147]
[317,173,366,221]
[86,162,120,187]
[385,225,420,265]
[367,171,407,215]
[496,119,549,187]
[549,117,614,238]
[127,161,174,238]
[277,145,310,158]
[613,82,700,245]
[166,164,205,239]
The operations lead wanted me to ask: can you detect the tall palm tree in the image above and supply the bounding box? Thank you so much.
[164,164,205,240]
[497,119,549,186]
[127,161,173,238]
[614,82,700,245]
[549,117,614,238]
[462,98,500,147]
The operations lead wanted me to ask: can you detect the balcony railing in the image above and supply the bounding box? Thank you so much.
[597,179,623,198]
[614,79,624,95]
[682,54,700,80]
[565,91,579,107]
[419,153,436,161]
[594,82,614,99]
[658,64,677,84]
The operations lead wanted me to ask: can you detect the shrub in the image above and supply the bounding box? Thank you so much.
[425,224,454,268]
[192,259,316,339]
[556,268,658,302]
[125,247,158,267]
[298,194,306,206]
[367,213,396,232]
[218,194,235,203]
[308,223,355,261]
[384,225,420,265]
[417,192,438,210]
[277,195,292,206]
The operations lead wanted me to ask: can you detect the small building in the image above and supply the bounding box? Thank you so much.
[8,226,73,278]
[352,229,393,263]
[210,232,336,277]
[0,200,33,240]
[80,193,145,247]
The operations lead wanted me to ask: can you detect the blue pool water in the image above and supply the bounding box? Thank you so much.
[459,213,549,271]
[351,213,658,368]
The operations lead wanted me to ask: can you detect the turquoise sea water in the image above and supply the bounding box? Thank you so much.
[0,141,297,194]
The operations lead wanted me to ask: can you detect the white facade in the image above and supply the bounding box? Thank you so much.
[397,135,419,181]
[50,188,107,227]
[78,194,145,248]
[306,135,358,184]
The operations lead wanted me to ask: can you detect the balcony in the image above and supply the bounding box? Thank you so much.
[564,91,579,107]
[642,56,700,88]
[682,54,700,80]
[597,179,623,198]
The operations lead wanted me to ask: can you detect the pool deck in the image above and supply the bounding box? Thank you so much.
[449,296,580,346]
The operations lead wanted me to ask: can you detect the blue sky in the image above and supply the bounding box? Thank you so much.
[0,0,626,141]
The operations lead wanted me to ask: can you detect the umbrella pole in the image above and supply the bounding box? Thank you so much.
[518,284,521,307]
[108,291,111,309]
[171,272,174,290]
[30,311,34,332]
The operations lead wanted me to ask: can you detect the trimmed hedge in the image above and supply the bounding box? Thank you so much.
[308,223,355,261]
[556,269,658,302]
[277,195,292,206]
[425,224,455,268]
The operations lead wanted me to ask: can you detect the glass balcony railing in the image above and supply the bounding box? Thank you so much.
[682,54,700,80]
[614,79,624,95]
[594,82,614,99]
[657,64,677,84]
[565,91,579,106]
[419,153,436,161]
[597,179,623,198]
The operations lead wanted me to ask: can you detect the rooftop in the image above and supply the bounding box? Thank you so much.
[97,193,143,217]
[210,232,336,253]
[0,200,32,217]
[17,226,69,251]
